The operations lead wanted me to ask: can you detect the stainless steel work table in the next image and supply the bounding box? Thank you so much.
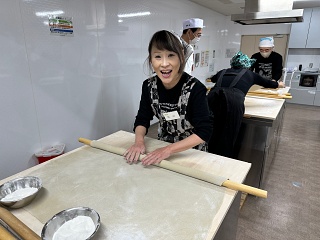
[235,96,286,189]
[0,131,251,240]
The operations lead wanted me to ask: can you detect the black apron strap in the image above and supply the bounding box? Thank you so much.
[216,69,247,88]
[229,69,247,88]
[216,69,227,87]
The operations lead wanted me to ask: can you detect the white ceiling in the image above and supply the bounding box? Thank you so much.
[189,0,320,16]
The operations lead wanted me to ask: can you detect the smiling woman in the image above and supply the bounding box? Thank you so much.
[149,36,184,89]
[123,30,213,166]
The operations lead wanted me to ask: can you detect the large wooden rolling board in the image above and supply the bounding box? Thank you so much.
[0,131,251,240]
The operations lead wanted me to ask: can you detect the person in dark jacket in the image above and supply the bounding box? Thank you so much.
[207,51,285,158]
[124,30,212,166]
[251,36,283,81]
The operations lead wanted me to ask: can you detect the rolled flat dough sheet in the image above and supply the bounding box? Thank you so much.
[24,147,225,239]
[91,140,227,186]
[248,84,262,92]
[244,96,285,120]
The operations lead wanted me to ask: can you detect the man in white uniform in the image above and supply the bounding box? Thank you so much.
[180,18,204,75]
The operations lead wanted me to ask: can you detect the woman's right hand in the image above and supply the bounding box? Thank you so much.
[278,81,285,88]
[123,142,146,164]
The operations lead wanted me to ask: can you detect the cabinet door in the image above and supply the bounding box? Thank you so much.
[240,35,258,58]
[288,8,312,48]
[314,92,320,106]
[306,7,320,48]
[287,88,316,105]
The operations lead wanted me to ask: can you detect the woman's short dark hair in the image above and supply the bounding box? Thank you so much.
[147,30,185,74]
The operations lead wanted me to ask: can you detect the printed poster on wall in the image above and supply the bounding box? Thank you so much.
[194,53,200,68]
[225,48,237,58]
[49,15,74,36]
[209,62,214,73]
[200,51,209,67]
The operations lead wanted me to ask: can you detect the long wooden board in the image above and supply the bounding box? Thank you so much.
[0,131,251,240]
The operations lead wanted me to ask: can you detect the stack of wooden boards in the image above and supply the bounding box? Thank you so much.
[247,85,292,99]
[205,82,291,99]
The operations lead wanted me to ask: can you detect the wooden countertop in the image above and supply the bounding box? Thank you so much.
[244,96,285,120]
[0,131,251,240]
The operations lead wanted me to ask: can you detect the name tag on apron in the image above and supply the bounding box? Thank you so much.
[163,111,180,121]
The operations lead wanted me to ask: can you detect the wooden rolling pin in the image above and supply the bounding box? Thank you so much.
[255,91,291,96]
[79,138,267,198]
[247,92,292,99]
[0,224,15,240]
[0,207,41,240]
[248,90,291,96]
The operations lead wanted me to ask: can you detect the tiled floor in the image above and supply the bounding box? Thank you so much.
[147,103,320,240]
[236,103,320,240]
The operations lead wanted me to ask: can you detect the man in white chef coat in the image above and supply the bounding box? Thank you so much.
[180,18,204,75]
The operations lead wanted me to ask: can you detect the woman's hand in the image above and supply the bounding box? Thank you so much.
[139,134,203,166]
[278,81,285,88]
[140,146,172,166]
[123,142,146,164]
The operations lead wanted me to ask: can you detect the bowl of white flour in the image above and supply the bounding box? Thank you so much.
[0,176,42,208]
[41,206,100,240]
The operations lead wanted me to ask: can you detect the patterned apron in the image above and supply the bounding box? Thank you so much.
[148,76,207,151]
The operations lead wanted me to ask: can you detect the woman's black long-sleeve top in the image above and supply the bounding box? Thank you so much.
[134,72,213,143]
[210,68,279,94]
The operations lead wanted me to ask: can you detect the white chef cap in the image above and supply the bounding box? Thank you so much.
[183,18,203,30]
[259,36,274,47]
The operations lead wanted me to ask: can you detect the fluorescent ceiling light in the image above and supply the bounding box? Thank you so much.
[117,11,150,18]
[36,10,64,17]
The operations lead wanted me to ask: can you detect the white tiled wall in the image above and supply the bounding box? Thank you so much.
[0,0,290,178]
[286,48,320,70]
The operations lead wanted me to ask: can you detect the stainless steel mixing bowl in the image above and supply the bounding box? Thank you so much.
[41,206,100,240]
[0,176,42,208]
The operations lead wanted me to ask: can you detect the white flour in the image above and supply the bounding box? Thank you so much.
[52,216,96,240]
[1,187,38,202]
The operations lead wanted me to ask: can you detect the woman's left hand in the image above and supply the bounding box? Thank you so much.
[141,146,172,166]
